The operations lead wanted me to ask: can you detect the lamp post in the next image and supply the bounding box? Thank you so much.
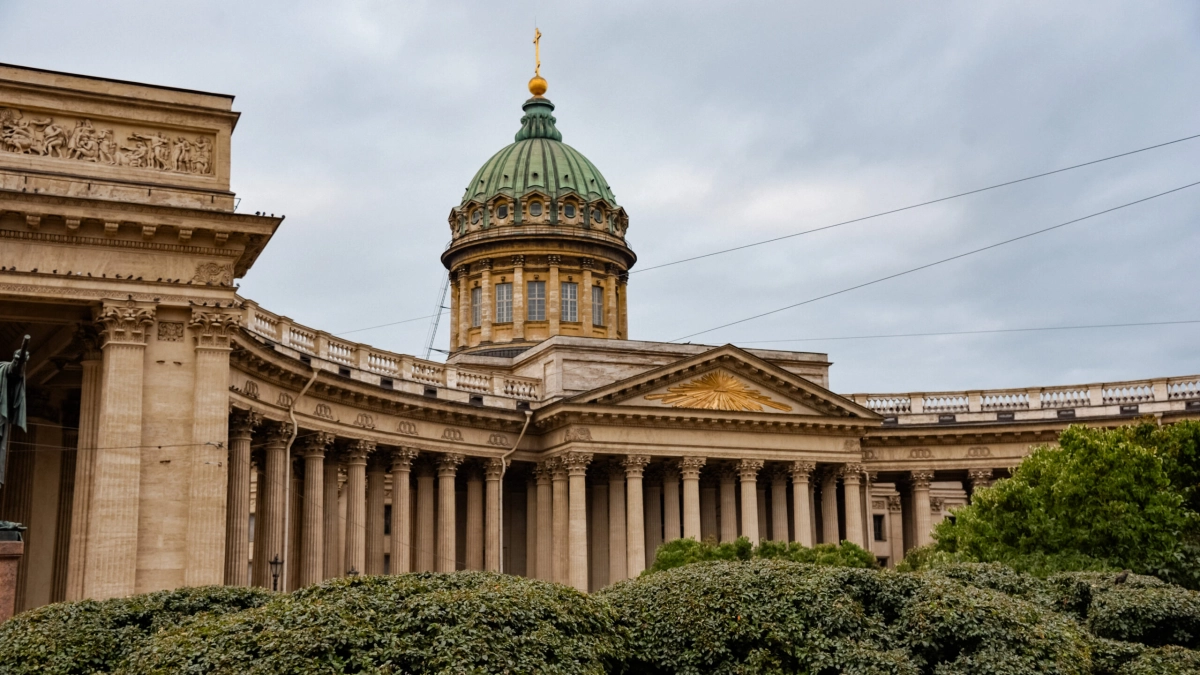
[269,554,283,592]
[347,567,359,577]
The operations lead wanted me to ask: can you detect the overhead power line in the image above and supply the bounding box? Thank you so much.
[634,132,1200,274]
[669,179,1200,343]
[330,132,1200,340]
[737,319,1200,345]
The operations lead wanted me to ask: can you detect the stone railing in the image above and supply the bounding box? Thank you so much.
[854,375,1200,425]
[240,299,541,402]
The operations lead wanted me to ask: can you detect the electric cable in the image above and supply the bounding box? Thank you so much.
[737,319,1200,345]
[669,179,1200,343]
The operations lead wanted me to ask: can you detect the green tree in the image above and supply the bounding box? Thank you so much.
[934,422,1200,587]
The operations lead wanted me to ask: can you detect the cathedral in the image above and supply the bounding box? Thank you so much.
[0,58,1197,615]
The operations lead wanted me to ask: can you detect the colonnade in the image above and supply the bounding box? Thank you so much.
[222,415,999,593]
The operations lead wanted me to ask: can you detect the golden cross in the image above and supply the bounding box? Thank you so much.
[533,27,542,77]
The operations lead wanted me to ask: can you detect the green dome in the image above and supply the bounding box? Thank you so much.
[461,97,619,208]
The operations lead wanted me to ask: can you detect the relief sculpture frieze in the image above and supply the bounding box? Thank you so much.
[1,106,214,175]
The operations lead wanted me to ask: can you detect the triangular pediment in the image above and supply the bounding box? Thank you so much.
[568,344,878,419]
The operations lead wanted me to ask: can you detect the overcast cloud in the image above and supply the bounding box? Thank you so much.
[2,1,1197,393]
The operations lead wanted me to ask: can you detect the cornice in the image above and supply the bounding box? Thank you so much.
[531,404,873,437]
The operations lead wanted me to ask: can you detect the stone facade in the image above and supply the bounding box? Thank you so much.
[1,63,1198,613]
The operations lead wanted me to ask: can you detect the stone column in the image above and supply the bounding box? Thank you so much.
[436,454,464,573]
[465,463,484,570]
[287,456,303,591]
[644,477,663,567]
[789,461,815,547]
[251,453,268,587]
[662,464,681,542]
[389,449,417,574]
[186,310,239,587]
[700,476,718,541]
[563,453,592,592]
[322,451,341,579]
[484,458,504,572]
[863,471,876,546]
[415,461,436,572]
[770,468,788,542]
[448,272,459,349]
[535,462,553,581]
[365,451,388,575]
[911,470,935,548]
[718,467,738,542]
[887,495,905,565]
[967,469,994,500]
[299,432,332,586]
[589,477,609,589]
[737,460,763,544]
[843,464,865,547]
[512,255,526,340]
[607,464,627,583]
[65,336,102,601]
[604,264,619,339]
[623,456,650,577]
[456,266,470,349]
[83,301,153,600]
[223,410,260,586]
[259,423,290,588]
[550,458,569,584]
[820,467,840,544]
[679,457,705,540]
[479,258,494,344]
[581,258,595,334]
[617,271,628,338]
[343,440,372,575]
[548,255,561,335]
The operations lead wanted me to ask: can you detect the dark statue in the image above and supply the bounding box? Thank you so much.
[0,335,30,487]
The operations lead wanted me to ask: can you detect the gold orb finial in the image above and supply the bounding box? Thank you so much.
[529,27,547,97]
[529,75,548,97]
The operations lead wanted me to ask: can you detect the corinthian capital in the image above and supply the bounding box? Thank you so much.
[190,309,241,349]
[736,459,763,481]
[229,408,263,438]
[910,470,935,488]
[678,456,706,479]
[790,461,816,481]
[621,455,651,478]
[96,299,155,345]
[562,452,593,475]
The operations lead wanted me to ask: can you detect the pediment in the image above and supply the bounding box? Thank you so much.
[636,368,818,414]
[569,344,878,419]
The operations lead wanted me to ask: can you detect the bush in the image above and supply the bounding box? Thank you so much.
[1115,646,1200,675]
[0,585,272,675]
[122,572,625,674]
[1085,583,1200,648]
[602,558,1095,675]
[647,536,876,574]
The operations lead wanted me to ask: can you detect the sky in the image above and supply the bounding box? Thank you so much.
[2,1,1198,393]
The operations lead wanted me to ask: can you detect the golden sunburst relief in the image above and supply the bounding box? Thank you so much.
[644,371,793,412]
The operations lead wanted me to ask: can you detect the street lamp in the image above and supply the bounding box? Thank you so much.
[269,554,283,592]
[347,567,359,577]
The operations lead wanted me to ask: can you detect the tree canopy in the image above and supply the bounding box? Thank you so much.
[933,420,1200,588]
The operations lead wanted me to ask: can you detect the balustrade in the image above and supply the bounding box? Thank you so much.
[236,298,541,402]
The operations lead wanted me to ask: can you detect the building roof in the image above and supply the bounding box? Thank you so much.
[460,97,619,209]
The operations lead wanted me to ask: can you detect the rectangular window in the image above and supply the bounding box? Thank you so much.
[873,514,886,541]
[470,286,482,327]
[561,282,578,322]
[527,281,546,321]
[495,283,513,323]
[592,285,605,326]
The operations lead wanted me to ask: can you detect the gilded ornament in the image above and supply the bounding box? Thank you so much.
[644,371,792,412]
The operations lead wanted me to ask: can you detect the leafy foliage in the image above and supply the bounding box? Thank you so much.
[603,559,1096,675]
[0,585,272,675]
[932,423,1200,587]
[122,572,625,675]
[647,536,876,574]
